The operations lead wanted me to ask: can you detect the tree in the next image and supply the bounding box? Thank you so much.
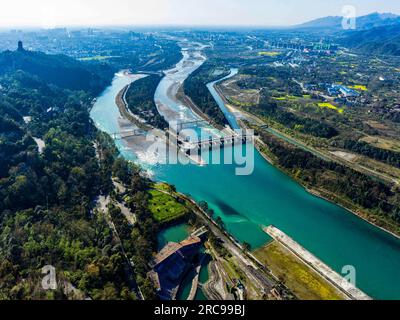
[112,158,131,184]
[141,278,158,300]
[242,242,251,252]
[198,201,209,212]
[167,184,177,195]
[215,216,225,229]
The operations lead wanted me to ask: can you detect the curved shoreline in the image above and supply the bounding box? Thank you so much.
[306,187,400,241]
[115,83,151,131]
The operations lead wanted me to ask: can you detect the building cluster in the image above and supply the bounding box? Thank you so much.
[304,83,361,106]
[148,234,204,300]
[326,84,360,98]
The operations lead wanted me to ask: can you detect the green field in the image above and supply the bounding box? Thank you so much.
[273,95,300,101]
[227,97,254,107]
[78,55,119,61]
[258,51,281,57]
[148,189,188,224]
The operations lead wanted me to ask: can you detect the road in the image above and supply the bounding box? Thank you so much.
[202,260,231,300]
[96,195,143,300]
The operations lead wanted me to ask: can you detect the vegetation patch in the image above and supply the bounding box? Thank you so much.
[317,102,344,114]
[349,85,368,91]
[360,136,400,153]
[184,62,230,127]
[254,242,345,300]
[126,74,167,130]
[148,190,188,224]
[227,97,254,107]
[78,55,119,61]
[258,51,281,57]
[274,95,300,101]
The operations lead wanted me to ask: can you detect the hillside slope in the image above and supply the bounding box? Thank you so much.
[297,12,399,31]
[340,23,400,56]
[0,45,114,94]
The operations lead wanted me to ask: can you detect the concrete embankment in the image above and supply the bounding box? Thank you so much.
[187,254,207,300]
[264,226,372,300]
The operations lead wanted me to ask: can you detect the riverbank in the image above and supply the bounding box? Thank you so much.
[254,127,400,239]
[254,241,346,300]
[176,85,225,131]
[306,187,400,241]
[264,226,371,300]
[217,86,400,240]
[115,83,151,130]
[256,126,400,239]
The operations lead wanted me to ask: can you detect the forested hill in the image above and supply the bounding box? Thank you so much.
[294,12,400,56]
[296,12,400,31]
[340,23,400,56]
[0,47,114,94]
[0,47,156,299]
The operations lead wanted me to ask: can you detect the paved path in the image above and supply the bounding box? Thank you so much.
[95,195,143,300]
[203,261,229,300]
[187,254,206,300]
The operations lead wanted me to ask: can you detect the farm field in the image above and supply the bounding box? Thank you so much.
[317,102,344,114]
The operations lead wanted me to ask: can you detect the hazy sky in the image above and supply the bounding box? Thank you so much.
[0,0,400,28]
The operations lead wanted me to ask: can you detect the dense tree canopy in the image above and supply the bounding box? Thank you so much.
[0,49,155,299]
[184,62,229,127]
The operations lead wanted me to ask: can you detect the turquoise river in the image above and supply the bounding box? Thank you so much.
[90,55,400,299]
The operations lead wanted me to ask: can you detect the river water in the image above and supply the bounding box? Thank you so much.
[207,68,240,130]
[90,47,400,300]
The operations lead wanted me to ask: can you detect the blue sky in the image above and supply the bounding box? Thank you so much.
[0,0,400,27]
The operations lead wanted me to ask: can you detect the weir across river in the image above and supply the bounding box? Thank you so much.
[168,129,254,155]
[111,129,145,140]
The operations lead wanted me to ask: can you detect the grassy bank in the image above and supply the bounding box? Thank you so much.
[254,242,345,300]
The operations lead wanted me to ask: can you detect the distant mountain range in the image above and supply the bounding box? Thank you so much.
[297,12,400,31]
[340,23,400,56]
[296,12,400,56]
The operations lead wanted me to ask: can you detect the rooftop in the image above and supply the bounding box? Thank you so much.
[151,235,202,267]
